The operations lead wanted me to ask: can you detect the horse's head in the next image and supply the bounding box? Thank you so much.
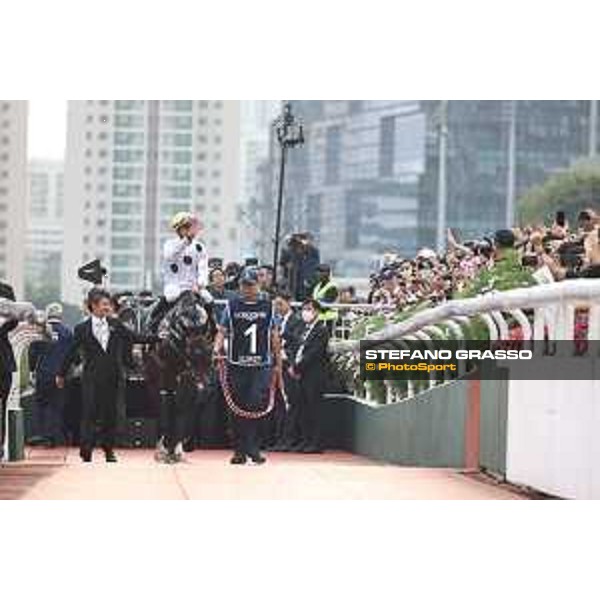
[161,291,213,343]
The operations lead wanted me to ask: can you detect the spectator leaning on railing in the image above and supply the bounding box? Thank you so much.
[364,207,600,317]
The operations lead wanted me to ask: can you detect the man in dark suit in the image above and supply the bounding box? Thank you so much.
[28,303,73,447]
[56,288,153,463]
[0,319,18,461]
[289,298,330,453]
[0,282,18,460]
[270,291,304,450]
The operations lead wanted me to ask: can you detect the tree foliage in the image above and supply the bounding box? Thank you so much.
[518,161,600,225]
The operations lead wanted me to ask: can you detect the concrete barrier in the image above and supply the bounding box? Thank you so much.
[325,377,476,469]
[479,376,509,477]
[328,367,600,498]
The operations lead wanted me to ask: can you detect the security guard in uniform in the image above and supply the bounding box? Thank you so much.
[148,211,211,332]
[311,264,338,334]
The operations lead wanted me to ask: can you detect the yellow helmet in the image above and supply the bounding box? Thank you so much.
[170,211,195,231]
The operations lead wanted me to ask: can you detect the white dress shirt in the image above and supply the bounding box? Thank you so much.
[91,315,110,351]
[295,320,318,365]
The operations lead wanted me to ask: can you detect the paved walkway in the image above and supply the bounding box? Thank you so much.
[0,447,524,500]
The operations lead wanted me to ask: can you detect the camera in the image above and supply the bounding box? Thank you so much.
[521,254,539,268]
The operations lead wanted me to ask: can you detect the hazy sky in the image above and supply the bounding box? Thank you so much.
[28,100,67,160]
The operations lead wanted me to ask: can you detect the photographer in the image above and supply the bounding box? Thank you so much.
[280,233,320,300]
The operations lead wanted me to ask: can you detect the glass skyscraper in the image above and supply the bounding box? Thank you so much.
[418,100,596,247]
[261,100,599,277]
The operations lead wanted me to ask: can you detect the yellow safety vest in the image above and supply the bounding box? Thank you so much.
[312,280,338,322]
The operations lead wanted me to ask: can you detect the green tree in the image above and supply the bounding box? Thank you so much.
[518,161,600,225]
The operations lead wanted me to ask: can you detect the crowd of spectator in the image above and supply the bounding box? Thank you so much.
[366,209,600,313]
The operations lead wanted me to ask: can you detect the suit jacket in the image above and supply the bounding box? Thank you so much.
[58,317,148,382]
[280,310,304,365]
[29,321,73,389]
[295,320,330,375]
[0,318,18,376]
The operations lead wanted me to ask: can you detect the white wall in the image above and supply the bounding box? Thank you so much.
[506,366,600,499]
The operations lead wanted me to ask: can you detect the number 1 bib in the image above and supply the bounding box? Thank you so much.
[226,297,274,367]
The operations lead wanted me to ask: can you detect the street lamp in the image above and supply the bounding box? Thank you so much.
[435,100,448,254]
[272,101,304,287]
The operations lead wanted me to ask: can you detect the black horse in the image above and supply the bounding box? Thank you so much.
[146,291,216,463]
[113,290,216,462]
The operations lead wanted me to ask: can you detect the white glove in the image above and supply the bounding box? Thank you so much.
[199,288,214,304]
[164,283,180,303]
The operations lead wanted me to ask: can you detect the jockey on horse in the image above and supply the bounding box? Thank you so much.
[148,211,212,332]
[148,211,215,463]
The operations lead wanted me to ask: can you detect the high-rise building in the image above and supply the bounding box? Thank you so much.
[238,101,279,258]
[260,100,599,277]
[62,100,240,304]
[418,100,598,248]
[0,100,27,298]
[262,100,426,276]
[26,159,64,303]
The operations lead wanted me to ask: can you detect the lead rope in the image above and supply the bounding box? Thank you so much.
[215,356,280,419]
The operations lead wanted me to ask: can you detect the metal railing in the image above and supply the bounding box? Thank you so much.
[329,279,600,404]
[1,300,46,460]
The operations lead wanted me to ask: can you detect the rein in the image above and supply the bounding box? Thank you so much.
[215,356,281,420]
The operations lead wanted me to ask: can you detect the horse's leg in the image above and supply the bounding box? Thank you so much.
[172,373,193,460]
[156,352,178,462]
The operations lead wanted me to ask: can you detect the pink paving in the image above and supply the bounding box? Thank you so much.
[0,447,525,500]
